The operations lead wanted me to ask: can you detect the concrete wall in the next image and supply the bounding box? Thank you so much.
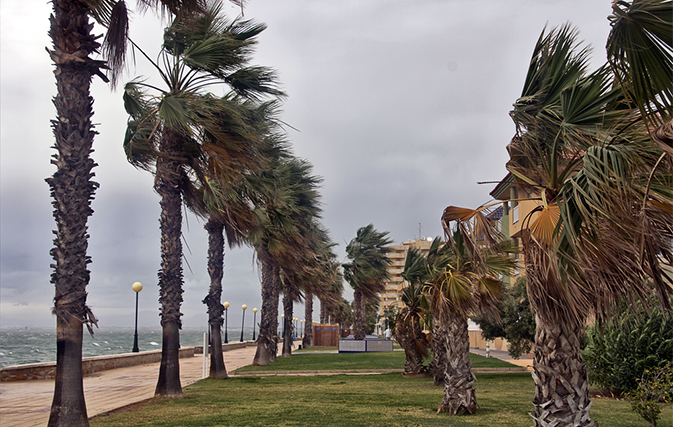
[0,341,256,382]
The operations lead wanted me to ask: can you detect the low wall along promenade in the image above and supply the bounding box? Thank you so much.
[0,341,254,382]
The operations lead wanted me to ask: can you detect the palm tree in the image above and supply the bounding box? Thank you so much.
[249,157,323,364]
[197,173,257,378]
[45,1,213,425]
[319,265,345,324]
[303,237,339,349]
[397,247,430,375]
[424,223,515,415]
[445,3,672,423]
[187,99,281,378]
[123,6,282,396]
[343,224,393,340]
[422,237,451,386]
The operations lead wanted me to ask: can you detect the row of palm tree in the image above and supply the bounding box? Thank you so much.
[443,1,672,426]
[45,0,229,425]
[46,0,344,423]
[122,2,347,387]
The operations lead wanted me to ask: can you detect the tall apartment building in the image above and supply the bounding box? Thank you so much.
[378,238,435,315]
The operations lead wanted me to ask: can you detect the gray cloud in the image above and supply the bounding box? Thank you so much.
[1,0,613,330]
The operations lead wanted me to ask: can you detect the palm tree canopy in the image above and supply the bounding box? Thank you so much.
[401,247,426,287]
[445,7,673,326]
[425,227,516,322]
[607,0,673,125]
[343,224,393,300]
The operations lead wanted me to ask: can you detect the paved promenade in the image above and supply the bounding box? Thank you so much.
[0,345,259,427]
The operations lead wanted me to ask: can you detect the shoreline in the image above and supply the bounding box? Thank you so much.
[0,341,255,382]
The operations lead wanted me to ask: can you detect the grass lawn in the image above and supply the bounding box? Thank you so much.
[235,350,515,373]
[89,370,668,427]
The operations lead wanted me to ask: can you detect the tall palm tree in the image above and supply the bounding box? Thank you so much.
[45,1,212,425]
[303,236,339,349]
[196,174,256,378]
[123,6,282,396]
[397,247,430,375]
[319,264,345,324]
[343,224,393,340]
[445,3,672,424]
[249,157,323,364]
[187,99,281,378]
[422,237,451,386]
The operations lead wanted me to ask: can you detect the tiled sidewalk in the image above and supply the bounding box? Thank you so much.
[0,345,258,427]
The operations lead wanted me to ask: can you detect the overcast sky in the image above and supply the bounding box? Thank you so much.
[0,0,614,331]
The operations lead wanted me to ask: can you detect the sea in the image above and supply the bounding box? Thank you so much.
[0,327,257,368]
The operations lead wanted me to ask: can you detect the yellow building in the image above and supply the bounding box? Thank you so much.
[489,172,541,283]
[378,238,435,315]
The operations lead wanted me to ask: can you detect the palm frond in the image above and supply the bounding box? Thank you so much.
[607,0,673,123]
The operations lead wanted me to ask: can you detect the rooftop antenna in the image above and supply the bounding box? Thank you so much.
[419,223,422,240]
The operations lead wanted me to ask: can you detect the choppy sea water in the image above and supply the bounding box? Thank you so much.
[0,327,257,368]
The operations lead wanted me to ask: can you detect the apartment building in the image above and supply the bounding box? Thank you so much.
[378,238,435,314]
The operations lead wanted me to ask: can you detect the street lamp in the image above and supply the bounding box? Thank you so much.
[252,308,258,340]
[300,319,305,338]
[223,301,230,343]
[240,304,248,342]
[280,314,284,336]
[132,282,143,353]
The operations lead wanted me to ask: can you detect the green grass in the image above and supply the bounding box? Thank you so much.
[89,371,668,427]
[89,351,670,426]
[235,350,515,373]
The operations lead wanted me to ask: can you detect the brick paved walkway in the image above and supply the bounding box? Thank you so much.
[0,345,258,427]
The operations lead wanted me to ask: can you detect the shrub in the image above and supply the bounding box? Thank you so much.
[472,276,536,359]
[626,363,673,427]
[583,300,673,394]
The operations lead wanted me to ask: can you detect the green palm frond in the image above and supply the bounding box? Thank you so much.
[607,0,673,123]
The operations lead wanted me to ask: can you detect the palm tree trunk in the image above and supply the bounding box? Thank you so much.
[430,315,448,386]
[302,291,313,349]
[154,128,185,398]
[46,0,105,424]
[203,218,226,378]
[524,235,595,426]
[437,314,477,415]
[49,314,88,426]
[319,297,328,324]
[252,254,280,366]
[353,289,366,340]
[282,292,293,357]
[531,316,594,427]
[397,315,425,375]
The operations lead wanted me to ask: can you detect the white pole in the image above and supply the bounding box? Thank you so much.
[202,332,208,378]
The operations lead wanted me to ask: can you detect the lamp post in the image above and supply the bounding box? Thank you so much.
[252,308,258,340]
[300,319,305,338]
[223,301,230,343]
[240,304,247,342]
[280,314,284,336]
[132,282,143,352]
